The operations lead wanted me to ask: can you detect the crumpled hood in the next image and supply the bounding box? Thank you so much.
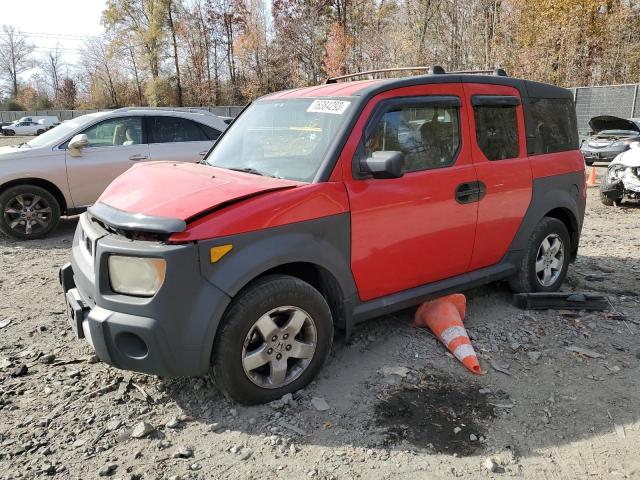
[96,162,301,221]
[589,116,640,134]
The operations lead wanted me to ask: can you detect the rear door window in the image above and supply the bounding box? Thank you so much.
[473,98,520,160]
[150,116,210,143]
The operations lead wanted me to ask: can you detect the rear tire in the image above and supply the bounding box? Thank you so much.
[36,129,44,135]
[509,217,571,293]
[0,185,61,240]
[212,275,333,404]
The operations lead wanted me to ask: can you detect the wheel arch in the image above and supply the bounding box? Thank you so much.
[544,206,579,259]
[0,178,68,213]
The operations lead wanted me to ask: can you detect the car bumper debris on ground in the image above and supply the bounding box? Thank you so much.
[0,158,639,478]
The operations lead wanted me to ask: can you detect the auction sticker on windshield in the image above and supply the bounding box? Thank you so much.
[307,99,351,115]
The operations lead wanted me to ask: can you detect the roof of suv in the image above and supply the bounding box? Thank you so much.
[262,74,573,101]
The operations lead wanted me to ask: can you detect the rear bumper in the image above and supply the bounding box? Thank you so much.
[60,214,231,377]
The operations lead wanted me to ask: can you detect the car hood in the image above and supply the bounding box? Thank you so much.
[589,116,640,134]
[96,162,302,222]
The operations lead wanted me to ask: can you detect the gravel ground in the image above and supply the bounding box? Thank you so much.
[0,135,33,147]
[0,135,639,479]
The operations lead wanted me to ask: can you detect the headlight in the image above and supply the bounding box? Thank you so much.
[108,256,166,297]
[611,140,633,147]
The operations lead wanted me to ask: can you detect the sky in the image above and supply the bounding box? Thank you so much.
[1,0,106,77]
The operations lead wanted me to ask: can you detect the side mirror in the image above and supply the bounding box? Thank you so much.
[69,134,89,150]
[360,151,404,179]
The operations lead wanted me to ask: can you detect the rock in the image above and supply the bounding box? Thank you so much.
[66,368,81,378]
[165,416,181,429]
[10,364,28,377]
[130,421,154,439]
[38,354,56,364]
[86,355,100,364]
[527,351,542,363]
[210,422,225,433]
[565,346,603,359]
[173,446,193,459]
[453,427,462,434]
[379,366,411,377]
[483,457,503,473]
[311,397,330,411]
[470,434,478,441]
[0,319,12,328]
[98,463,118,476]
[189,463,202,471]
[229,408,238,417]
[106,419,122,432]
[240,448,253,460]
[230,444,242,454]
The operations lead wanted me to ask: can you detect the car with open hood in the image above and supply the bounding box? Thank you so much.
[60,66,586,404]
[580,115,640,165]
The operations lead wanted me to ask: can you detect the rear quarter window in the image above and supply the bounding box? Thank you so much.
[527,98,579,155]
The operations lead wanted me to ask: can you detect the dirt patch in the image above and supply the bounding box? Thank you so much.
[375,373,494,456]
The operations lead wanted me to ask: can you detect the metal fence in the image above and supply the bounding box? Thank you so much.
[571,84,640,138]
[0,105,245,123]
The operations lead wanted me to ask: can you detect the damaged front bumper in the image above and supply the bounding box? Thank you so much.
[59,213,231,377]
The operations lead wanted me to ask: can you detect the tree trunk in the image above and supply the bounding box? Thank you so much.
[167,1,183,106]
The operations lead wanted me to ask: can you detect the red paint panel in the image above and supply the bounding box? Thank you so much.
[529,150,585,179]
[462,83,533,271]
[169,182,350,242]
[342,84,479,302]
[97,162,301,221]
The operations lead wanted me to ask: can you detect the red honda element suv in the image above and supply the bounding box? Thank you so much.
[60,67,586,404]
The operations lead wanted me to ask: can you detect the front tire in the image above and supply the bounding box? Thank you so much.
[0,185,61,240]
[212,275,333,404]
[509,217,571,293]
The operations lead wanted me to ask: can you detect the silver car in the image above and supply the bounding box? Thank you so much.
[0,108,227,239]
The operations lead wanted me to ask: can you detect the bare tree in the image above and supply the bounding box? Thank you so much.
[0,26,34,97]
[40,45,65,99]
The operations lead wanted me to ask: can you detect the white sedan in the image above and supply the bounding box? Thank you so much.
[2,121,46,136]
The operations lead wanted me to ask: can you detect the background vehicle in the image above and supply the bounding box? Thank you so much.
[0,108,227,239]
[600,142,640,205]
[1,120,45,136]
[61,67,585,405]
[581,116,640,165]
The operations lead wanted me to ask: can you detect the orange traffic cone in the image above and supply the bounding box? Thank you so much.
[414,294,482,375]
[587,165,597,187]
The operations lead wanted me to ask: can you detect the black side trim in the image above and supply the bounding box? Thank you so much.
[471,95,521,107]
[352,262,516,323]
[88,202,186,234]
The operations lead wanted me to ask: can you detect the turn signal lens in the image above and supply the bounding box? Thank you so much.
[108,256,166,297]
[210,244,233,263]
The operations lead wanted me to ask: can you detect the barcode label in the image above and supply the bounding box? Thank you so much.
[307,99,351,115]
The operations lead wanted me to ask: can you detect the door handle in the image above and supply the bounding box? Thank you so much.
[199,150,208,156]
[129,154,148,161]
[455,181,486,204]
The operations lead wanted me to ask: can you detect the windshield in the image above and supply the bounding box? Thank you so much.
[26,116,94,148]
[206,99,352,182]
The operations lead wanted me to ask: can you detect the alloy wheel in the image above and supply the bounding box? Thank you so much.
[535,233,565,287]
[241,306,317,389]
[2,193,53,236]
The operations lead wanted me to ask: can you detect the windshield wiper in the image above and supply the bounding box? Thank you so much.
[227,167,280,178]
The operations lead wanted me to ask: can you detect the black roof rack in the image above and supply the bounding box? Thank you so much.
[325,65,508,84]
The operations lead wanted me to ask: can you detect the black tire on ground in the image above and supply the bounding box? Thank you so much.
[0,185,61,240]
[5,129,15,136]
[212,274,333,405]
[599,180,623,207]
[508,217,571,293]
